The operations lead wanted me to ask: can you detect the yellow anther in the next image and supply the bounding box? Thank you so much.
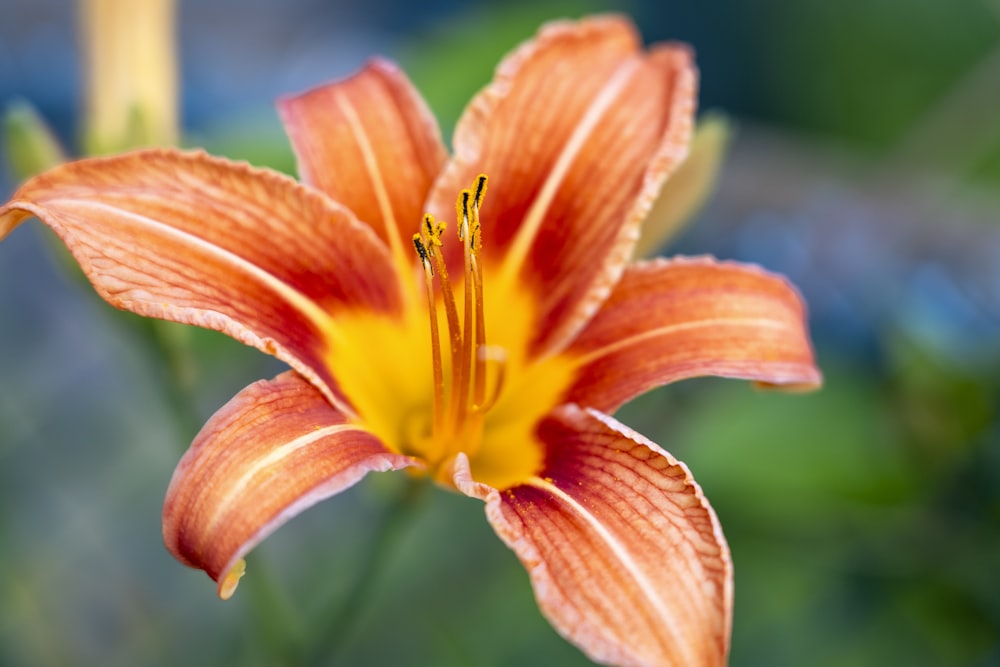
[473,174,488,212]
[457,190,472,242]
[412,234,432,273]
[469,220,481,251]
[423,213,445,250]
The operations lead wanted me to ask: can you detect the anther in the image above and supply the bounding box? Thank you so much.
[473,174,487,211]
[469,222,480,250]
[412,234,432,273]
[423,214,444,250]
[457,190,472,242]
[423,216,435,243]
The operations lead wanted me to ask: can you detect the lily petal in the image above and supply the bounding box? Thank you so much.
[427,15,697,356]
[566,256,823,413]
[0,148,403,410]
[454,404,730,667]
[278,58,448,274]
[163,371,416,598]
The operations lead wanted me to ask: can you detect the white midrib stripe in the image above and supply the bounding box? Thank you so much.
[498,59,641,289]
[66,199,336,333]
[205,423,359,536]
[524,474,694,663]
[576,316,795,365]
[334,90,408,272]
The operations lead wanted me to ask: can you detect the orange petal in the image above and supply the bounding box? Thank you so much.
[278,59,448,273]
[567,256,823,413]
[426,15,697,356]
[163,371,416,598]
[0,148,404,411]
[454,404,731,667]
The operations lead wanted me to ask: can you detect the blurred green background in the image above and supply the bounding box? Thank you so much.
[1,0,998,666]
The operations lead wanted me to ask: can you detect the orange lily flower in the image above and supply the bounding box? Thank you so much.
[0,16,820,667]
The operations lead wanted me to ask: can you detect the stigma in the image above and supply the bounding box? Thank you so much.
[410,175,505,471]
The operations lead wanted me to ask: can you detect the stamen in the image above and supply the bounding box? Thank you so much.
[468,177,488,406]
[411,174,498,466]
[473,174,488,211]
[472,251,487,406]
[454,208,475,427]
[413,233,444,435]
[440,186,468,430]
[423,215,462,404]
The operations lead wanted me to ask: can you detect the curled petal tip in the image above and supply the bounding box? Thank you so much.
[754,374,824,392]
[218,558,246,600]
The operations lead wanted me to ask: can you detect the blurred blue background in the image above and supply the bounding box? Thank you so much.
[1,0,998,665]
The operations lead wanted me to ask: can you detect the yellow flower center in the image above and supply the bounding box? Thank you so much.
[326,176,575,489]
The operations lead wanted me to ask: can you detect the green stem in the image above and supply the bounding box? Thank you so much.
[127,315,308,664]
[241,556,306,666]
[124,309,428,666]
[303,477,428,666]
[123,316,203,443]
[44,244,204,444]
